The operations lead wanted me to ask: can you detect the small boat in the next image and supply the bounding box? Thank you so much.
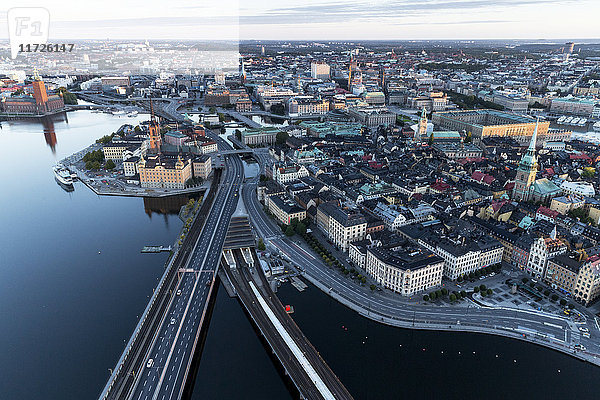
[593,121,600,132]
[53,164,73,186]
[112,110,126,116]
[557,116,566,124]
[578,118,587,126]
[127,111,138,117]
[570,117,580,125]
[564,116,573,124]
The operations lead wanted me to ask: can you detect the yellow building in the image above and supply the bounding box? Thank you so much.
[267,196,306,225]
[432,109,571,146]
[138,154,192,189]
[192,155,212,180]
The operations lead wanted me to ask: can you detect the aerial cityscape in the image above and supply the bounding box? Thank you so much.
[2,1,600,400]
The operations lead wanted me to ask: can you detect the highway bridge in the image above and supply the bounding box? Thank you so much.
[100,129,353,400]
[99,145,244,399]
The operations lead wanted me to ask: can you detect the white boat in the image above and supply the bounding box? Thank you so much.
[593,121,600,132]
[557,116,566,124]
[127,111,138,117]
[564,116,573,124]
[112,110,126,116]
[578,118,587,126]
[571,117,580,125]
[53,164,73,186]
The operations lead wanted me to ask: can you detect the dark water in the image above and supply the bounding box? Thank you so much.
[1,111,599,400]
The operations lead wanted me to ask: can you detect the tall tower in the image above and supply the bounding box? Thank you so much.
[513,120,539,202]
[32,69,49,108]
[416,107,428,142]
[148,99,162,152]
[240,57,246,84]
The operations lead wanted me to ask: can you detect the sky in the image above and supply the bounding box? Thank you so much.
[1,0,600,41]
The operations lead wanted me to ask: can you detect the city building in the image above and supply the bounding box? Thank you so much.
[550,195,585,215]
[348,107,396,128]
[272,163,309,185]
[192,155,212,180]
[317,203,367,252]
[138,154,192,189]
[0,71,64,115]
[288,96,330,116]
[241,127,280,146]
[432,109,571,146]
[310,62,330,80]
[365,246,443,296]
[267,195,306,225]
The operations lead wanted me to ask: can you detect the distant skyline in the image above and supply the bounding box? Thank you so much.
[1,0,599,41]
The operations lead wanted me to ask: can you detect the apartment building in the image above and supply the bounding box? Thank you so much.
[272,163,309,185]
[365,246,443,296]
[267,195,306,225]
[317,203,367,252]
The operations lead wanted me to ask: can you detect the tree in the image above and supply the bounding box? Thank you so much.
[551,294,559,301]
[105,159,115,170]
[480,284,486,291]
[361,277,367,284]
[441,288,448,296]
[428,132,434,146]
[450,294,457,302]
[457,276,463,283]
[460,290,467,298]
[257,238,266,251]
[560,299,567,306]
[276,131,289,145]
[568,303,575,309]
[487,289,493,295]
[295,222,307,235]
[474,287,480,293]
[235,129,242,141]
[481,290,487,297]
[370,284,376,291]
[86,160,101,170]
[57,87,78,105]
[522,277,529,284]
[285,225,295,236]
[423,295,430,301]
[582,167,596,179]
[271,103,285,116]
[429,292,437,300]
[134,125,142,133]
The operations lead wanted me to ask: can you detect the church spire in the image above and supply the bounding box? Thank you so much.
[528,118,539,152]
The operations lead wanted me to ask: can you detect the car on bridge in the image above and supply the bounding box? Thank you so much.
[170,318,176,325]
[146,359,154,368]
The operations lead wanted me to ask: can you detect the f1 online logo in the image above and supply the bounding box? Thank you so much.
[7,7,50,59]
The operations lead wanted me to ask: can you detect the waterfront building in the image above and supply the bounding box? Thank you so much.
[365,246,443,296]
[0,71,64,115]
[550,97,597,116]
[242,127,280,146]
[432,109,571,146]
[288,96,330,116]
[138,154,192,189]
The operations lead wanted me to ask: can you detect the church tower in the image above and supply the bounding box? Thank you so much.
[148,99,162,152]
[513,119,539,202]
[416,107,428,142]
